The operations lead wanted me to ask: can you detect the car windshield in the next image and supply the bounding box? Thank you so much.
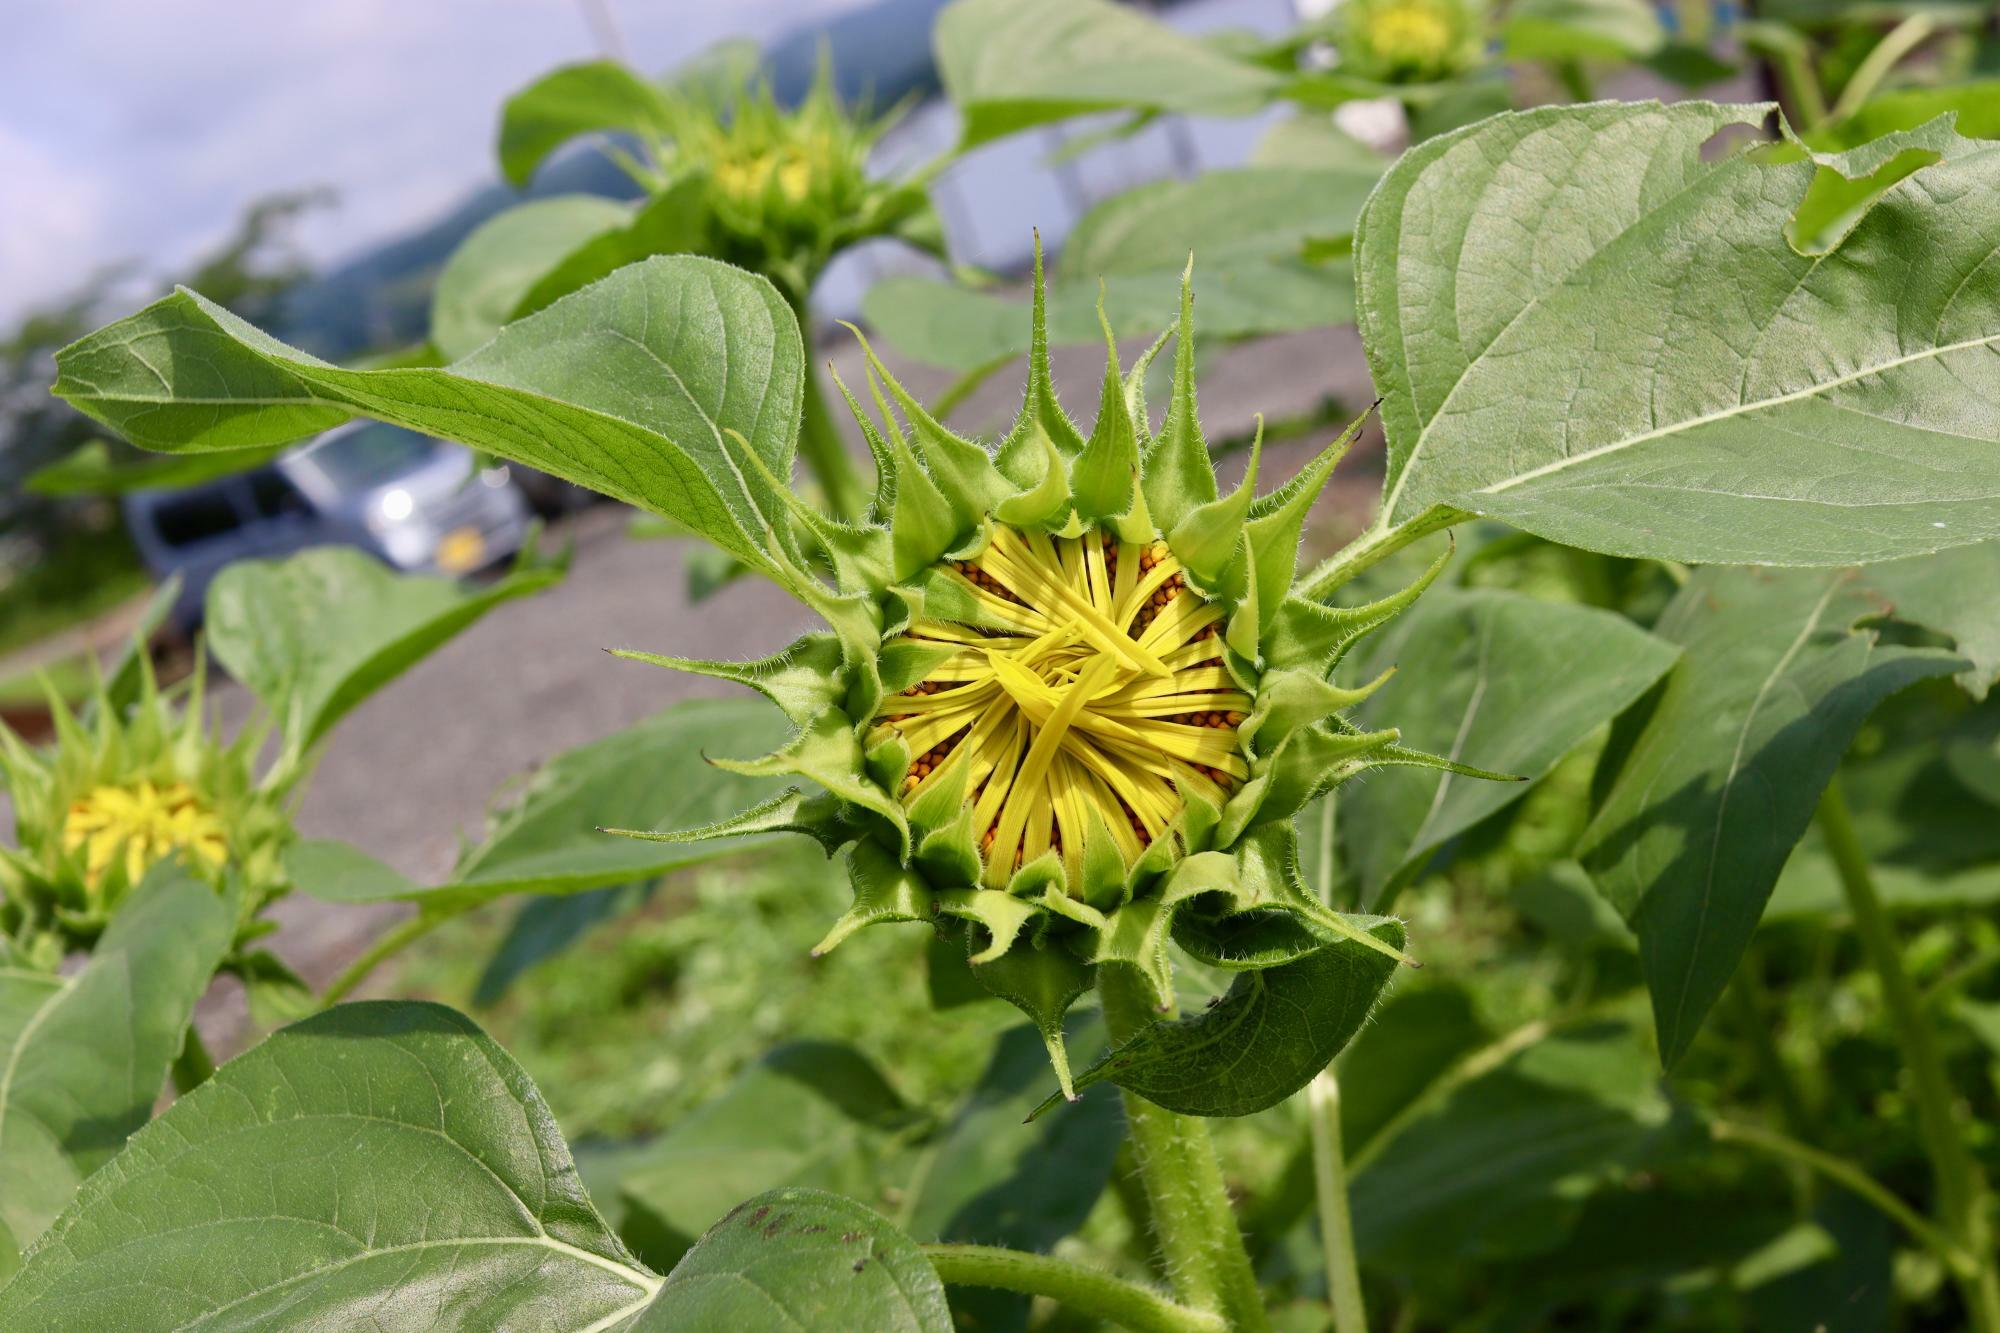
[302,424,440,491]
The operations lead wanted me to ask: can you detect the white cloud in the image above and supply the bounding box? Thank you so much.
[0,126,116,317]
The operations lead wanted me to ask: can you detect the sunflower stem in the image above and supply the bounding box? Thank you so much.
[922,1244,1226,1333]
[797,334,869,521]
[316,912,441,1010]
[1309,1069,1368,1333]
[1818,777,2000,1331]
[1100,966,1272,1333]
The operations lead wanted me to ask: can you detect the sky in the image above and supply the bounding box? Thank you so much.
[0,0,865,325]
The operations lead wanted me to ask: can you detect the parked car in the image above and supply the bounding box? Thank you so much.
[123,422,531,630]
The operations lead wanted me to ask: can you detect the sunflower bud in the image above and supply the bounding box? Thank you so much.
[667,62,917,304]
[1334,0,1487,84]
[0,652,289,961]
[614,249,1502,1088]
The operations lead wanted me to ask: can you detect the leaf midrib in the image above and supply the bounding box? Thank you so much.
[1377,106,1762,523]
[1479,328,2000,499]
[138,1230,659,1332]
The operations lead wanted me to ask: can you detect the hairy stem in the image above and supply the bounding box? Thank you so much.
[1309,1071,1367,1333]
[1818,778,2000,1331]
[922,1244,1226,1333]
[316,912,441,1010]
[796,338,869,521]
[1100,967,1272,1332]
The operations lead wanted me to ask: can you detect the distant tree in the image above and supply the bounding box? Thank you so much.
[0,191,330,557]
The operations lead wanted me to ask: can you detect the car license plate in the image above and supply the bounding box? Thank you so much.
[437,526,486,573]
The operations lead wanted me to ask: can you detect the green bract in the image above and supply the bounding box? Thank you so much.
[0,656,284,965]
[609,254,1506,1093]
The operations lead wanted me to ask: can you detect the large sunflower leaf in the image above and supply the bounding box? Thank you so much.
[0,866,232,1268]
[25,438,287,497]
[0,1001,658,1330]
[53,256,804,575]
[1358,101,2000,565]
[1577,567,1963,1065]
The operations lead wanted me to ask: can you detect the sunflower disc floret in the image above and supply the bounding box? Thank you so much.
[615,249,1507,1089]
[881,531,1243,892]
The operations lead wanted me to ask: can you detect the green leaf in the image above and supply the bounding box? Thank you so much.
[632,1187,950,1332]
[1861,540,2000,699]
[497,59,672,188]
[1252,115,1391,171]
[865,162,1373,376]
[0,1001,658,1330]
[616,1042,924,1262]
[1359,101,2000,565]
[288,700,794,912]
[1577,567,1963,1065]
[1059,167,1381,280]
[1348,1022,1672,1266]
[54,255,805,575]
[473,883,650,1006]
[1500,0,1666,62]
[1050,919,1405,1118]
[1342,588,1679,904]
[901,1019,1121,1333]
[863,260,1353,375]
[429,195,633,361]
[904,1020,1119,1245]
[26,438,286,497]
[1811,80,2000,152]
[936,0,1280,148]
[0,865,232,1264]
[509,177,713,325]
[206,545,559,760]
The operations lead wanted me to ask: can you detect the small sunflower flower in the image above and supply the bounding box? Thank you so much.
[1335,0,1487,84]
[613,253,1501,1088]
[62,780,228,889]
[0,652,290,963]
